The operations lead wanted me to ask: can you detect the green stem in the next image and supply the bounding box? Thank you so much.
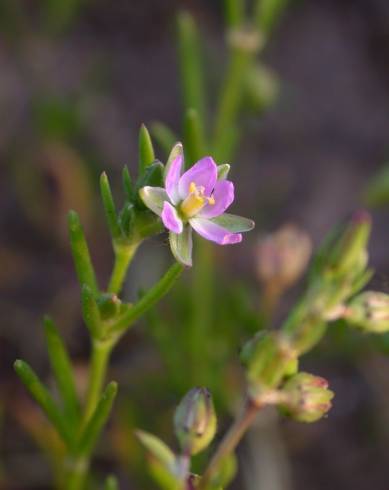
[108,242,139,295]
[82,339,114,426]
[111,262,185,334]
[212,47,252,161]
[199,398,260,489]
[190,238,213,384]
[66,456,89,490]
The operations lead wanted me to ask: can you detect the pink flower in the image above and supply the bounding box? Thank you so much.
[139,143,254,266]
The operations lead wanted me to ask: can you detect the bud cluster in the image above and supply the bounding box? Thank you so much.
[241,331,298,402]
[344,291,389,333]
[256,224,312,292]
[279,372,334,423]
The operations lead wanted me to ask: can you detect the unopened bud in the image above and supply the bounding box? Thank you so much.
[256,224,312,291]
[241,332,298,400]
[279,372,334,423]
[345,291,389,333]
[328,210,371,277]
[97,293,121,320]
[174,388,217,456]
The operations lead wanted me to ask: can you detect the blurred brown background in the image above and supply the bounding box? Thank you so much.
[2,0,389,488]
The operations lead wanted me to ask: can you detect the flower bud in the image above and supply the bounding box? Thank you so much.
[97,293,122,320]
[345,291,389,333]
[256,224,312,291]
[279,372,334,423]
[174,388,217,456]
[327,210,371,277]
[241,332,298,400]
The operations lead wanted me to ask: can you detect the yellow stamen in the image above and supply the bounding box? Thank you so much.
[180,182,216,218]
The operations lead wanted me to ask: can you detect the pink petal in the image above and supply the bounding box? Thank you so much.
[161,201,183,234]
[165,155,183,204]
[178,157,217,200]
[198,180,235,218]
[189,217,242,245]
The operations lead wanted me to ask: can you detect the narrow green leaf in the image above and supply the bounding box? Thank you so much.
[104,475,119,490]
[151,122,178,157]
[100,172,121,239]
[81,285,103,339]
[217,164,231,180]
[14,359,74,448]
[135,430,175,467]
[177,11,206,122]
[224,0,245,27]
[118,203,135,237]
[139,124,155,173]
[68,210,98,294]
[77,381,118,455]
[183,108,206,164]
[136,431,180,490]
[110,262,184,333]
[43,317,80,428]
[122,166,133,200]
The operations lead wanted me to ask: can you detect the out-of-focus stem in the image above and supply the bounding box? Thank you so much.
[82,339,114,426]
[199,398,261,489]
[190,238,213,383]
[212,47,252,161]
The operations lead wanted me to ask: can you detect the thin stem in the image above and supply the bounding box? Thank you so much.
[66,456,89,490]
[110,262,185,334]
[108,242,139,295]
[199,398,261,489]
[82,339,114,426]
[212,47,252,161]
[189,238,213,384]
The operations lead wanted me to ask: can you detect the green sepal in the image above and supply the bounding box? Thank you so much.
[138,124,156,173]
[68,210,98,293]
[43,316,80,429]
[210,213,255,233]
[104,476,119,490]
[164,142,184,179]
[136,161,164,207]
[14,359,74,449]
[169,227,193,267]
[81,284,103,339]
[100,172,121,239]
[77,381,118,456]
[217,164,231,180]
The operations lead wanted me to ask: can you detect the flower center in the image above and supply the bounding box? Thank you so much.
[180,182,215,219]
